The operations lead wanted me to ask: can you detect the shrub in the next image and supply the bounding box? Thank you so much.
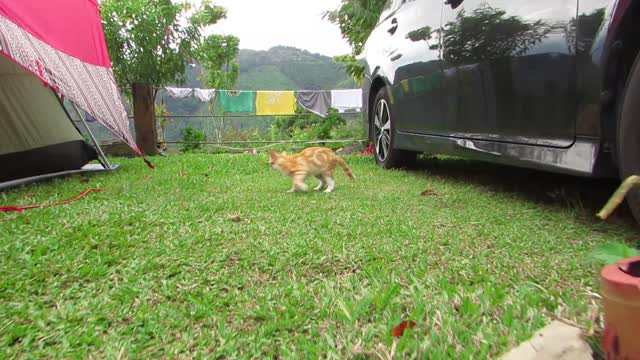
[180,125,206,153]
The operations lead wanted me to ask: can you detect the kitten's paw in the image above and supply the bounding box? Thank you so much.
[324,188,333,193]
[314,185,324,190]
[287,189,295,193]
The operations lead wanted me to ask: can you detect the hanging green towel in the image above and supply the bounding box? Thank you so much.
[217,90,255,113]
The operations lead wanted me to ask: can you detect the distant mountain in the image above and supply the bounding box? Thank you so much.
[161,46,357,116]
[235,46,356,90]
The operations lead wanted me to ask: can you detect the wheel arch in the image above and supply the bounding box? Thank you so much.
[367,75,391,142]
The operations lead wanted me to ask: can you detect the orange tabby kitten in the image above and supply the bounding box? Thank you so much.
[269,147,354,193]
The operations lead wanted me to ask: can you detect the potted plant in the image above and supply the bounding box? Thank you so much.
[594,175,640,359]
[594,242,640,359]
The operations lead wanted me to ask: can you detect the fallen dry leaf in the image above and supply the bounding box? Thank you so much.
[227,212,245,223]
[79,178,90,183]
[420,189,439,196]
[179,170,185,177]
[391,320,416,337]
[542,310,588,331]
[133,174,152,186]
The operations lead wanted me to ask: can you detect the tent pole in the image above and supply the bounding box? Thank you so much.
[70,103,112,170]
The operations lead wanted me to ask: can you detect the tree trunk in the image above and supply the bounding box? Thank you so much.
[132,82,157,155]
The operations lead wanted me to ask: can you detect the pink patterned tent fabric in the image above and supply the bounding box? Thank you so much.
[0,0,140,155]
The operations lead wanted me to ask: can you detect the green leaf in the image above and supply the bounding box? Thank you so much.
[591,242,640,265]
[325,0,387,55]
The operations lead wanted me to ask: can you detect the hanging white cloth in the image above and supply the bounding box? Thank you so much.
[330,89,362,112]
[193,88,216,101]
[165,87,193,98]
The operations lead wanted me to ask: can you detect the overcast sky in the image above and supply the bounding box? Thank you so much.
[199,0,352,56]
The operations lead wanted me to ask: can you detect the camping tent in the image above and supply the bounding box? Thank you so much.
[0,0,141,189]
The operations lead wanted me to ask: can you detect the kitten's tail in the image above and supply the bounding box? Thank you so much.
[336,157,355,179]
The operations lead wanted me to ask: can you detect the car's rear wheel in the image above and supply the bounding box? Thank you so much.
[371,87,416,168]
[618,53,640,224]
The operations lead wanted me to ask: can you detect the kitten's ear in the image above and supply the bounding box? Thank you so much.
[268,150,277,158]
[281,151,287,156]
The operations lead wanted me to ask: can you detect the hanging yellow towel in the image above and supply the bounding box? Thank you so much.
[256,91,296,115]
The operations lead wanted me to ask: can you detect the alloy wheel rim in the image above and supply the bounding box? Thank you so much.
[374,99,391,162]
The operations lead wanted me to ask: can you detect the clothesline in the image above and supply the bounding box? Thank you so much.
[162,87,363,117]
[156,87,358,93]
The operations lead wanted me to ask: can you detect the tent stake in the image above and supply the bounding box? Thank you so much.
[70,103,112,170]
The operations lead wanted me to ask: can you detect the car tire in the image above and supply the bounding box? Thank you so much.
[371,87,416,168]
[618,53,640,224]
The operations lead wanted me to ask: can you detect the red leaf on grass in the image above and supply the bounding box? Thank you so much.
[420,189,439,196]
[361,144,374,155]
[391,320,416,337]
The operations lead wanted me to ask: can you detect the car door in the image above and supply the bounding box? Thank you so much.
[438,0,578,147]
[386,0,446,134]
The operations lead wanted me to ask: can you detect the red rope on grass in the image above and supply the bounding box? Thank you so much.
[143,155,155,169]
[0,205,24,212]
[0,187,105,215]
[133,174,153,186]
[0,174,153,222]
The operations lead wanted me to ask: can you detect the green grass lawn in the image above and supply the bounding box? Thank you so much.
[1,153,638,358]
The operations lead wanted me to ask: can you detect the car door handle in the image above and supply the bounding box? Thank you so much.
[388,18,398,35]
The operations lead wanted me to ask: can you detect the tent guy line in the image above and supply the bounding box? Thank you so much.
[0,175,153,222]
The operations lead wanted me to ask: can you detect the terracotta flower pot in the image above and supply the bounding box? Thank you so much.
[601,256,640,359]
